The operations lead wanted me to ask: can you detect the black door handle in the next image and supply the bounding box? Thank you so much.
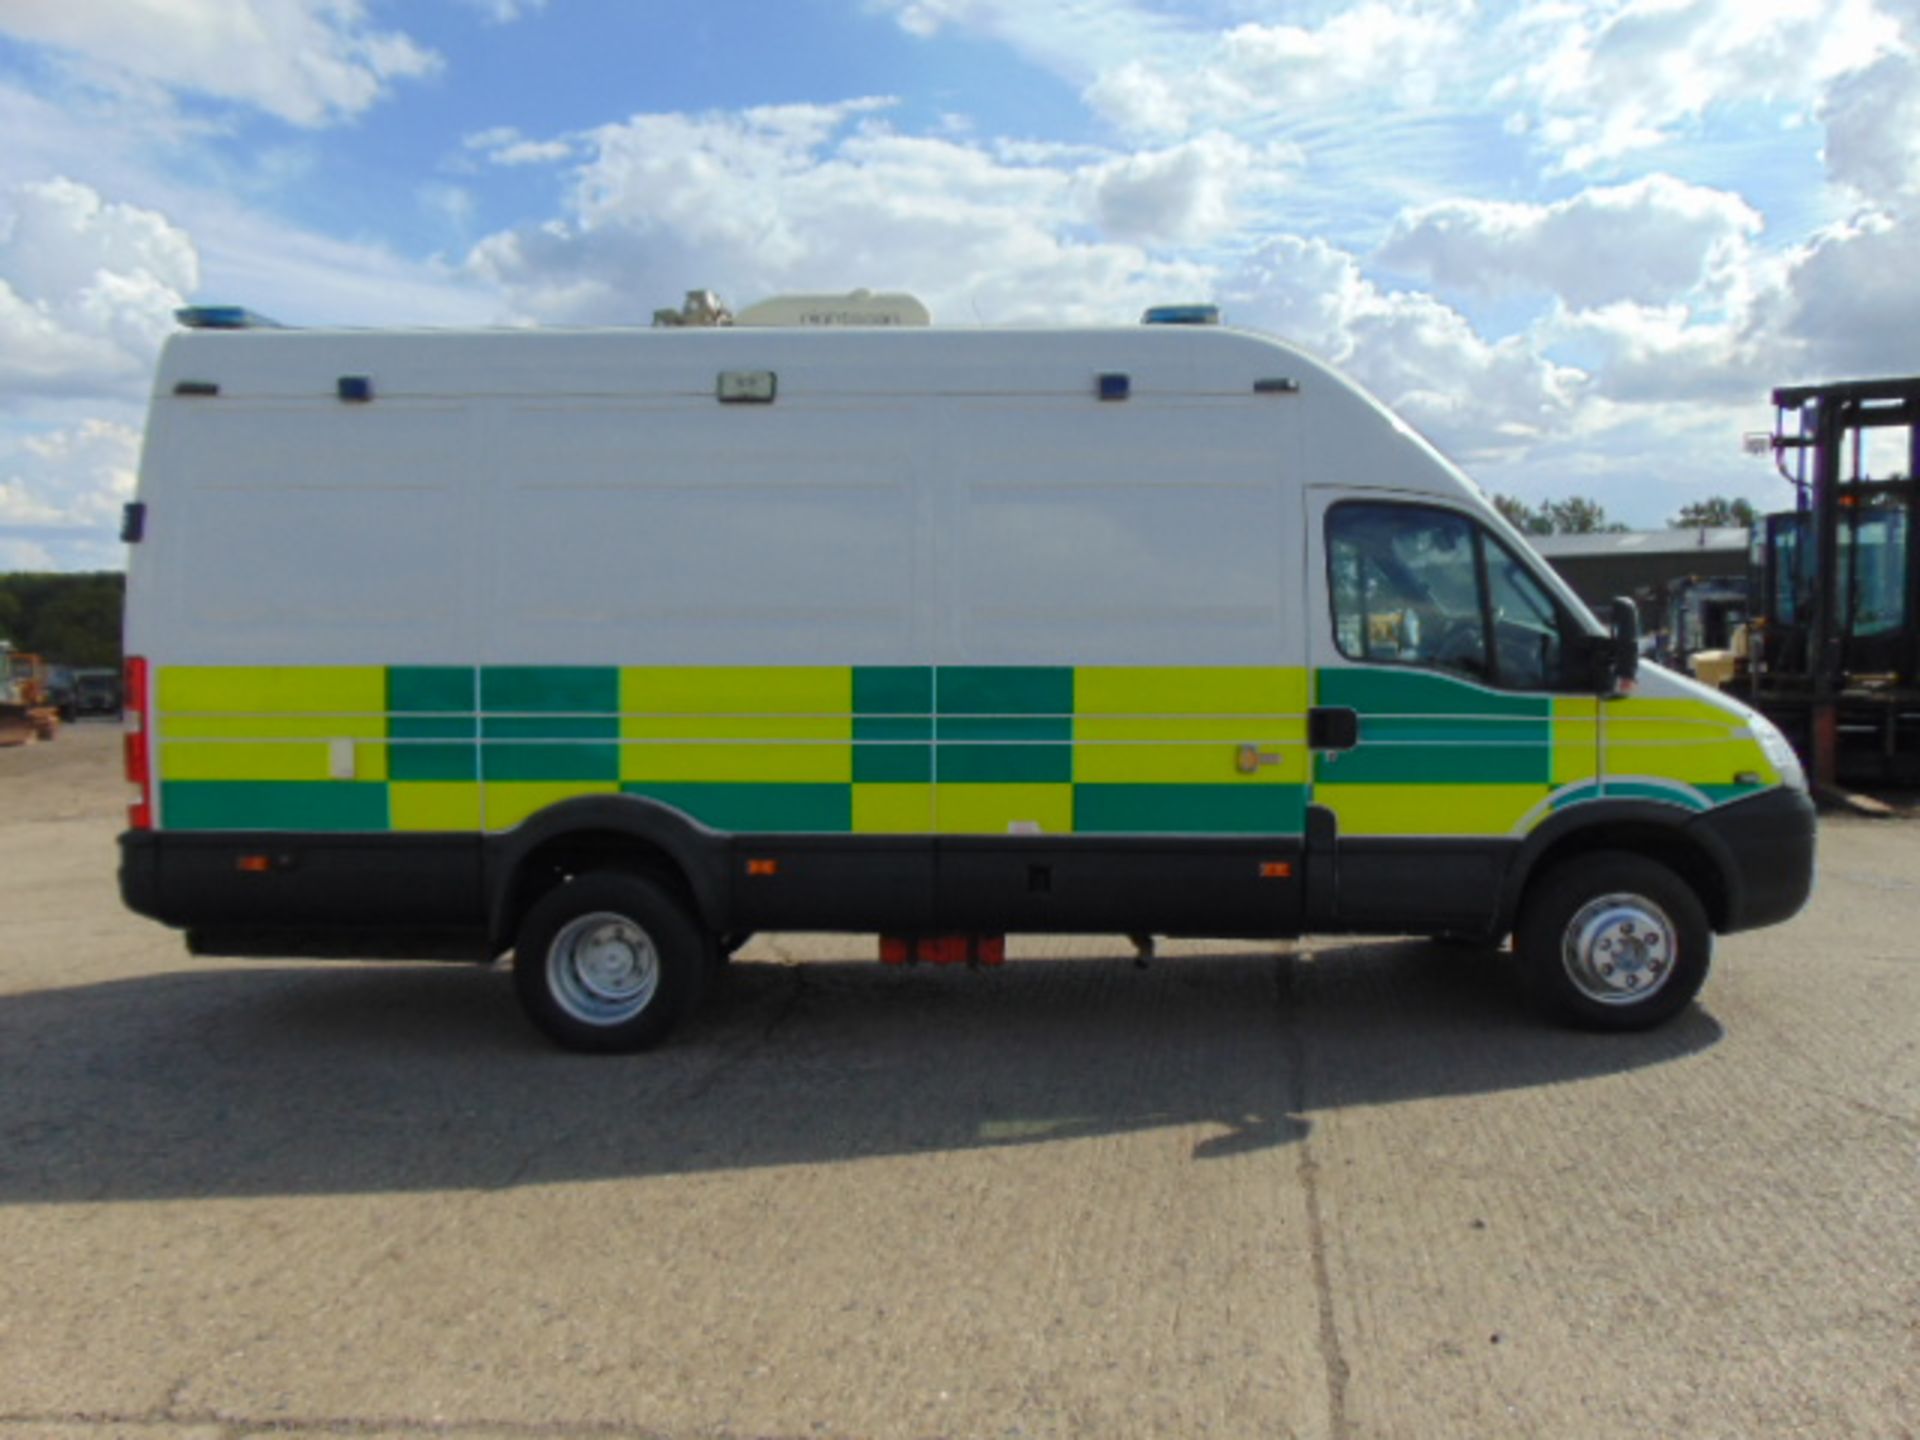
[1308,706,1359,751]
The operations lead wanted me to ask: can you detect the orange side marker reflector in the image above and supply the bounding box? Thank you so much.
[1259,861,1293,879]
[236,854,272,873]
[746,858,778,877]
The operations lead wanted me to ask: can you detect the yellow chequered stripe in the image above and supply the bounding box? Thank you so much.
[854,783,933,833]
[935,783,1074,835]
[157,666,391,789]
[619,666,853,784]
[161,739,388,782]
[1551,696,1599,787]
[1314,783,1551,837]
[1605,697,1777,787]
[391,783,483,832]
[1075,666,1310,714]
[158,666,387,720]
[1073,667,1308,785]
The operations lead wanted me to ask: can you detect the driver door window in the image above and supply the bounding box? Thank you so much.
[1327,502,1577,691]
[1328,504,1489,682]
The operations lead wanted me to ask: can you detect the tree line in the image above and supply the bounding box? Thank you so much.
[0,573,126,668]
[1492,494,1759,536]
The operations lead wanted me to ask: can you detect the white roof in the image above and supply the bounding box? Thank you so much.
[153,323,1319,402]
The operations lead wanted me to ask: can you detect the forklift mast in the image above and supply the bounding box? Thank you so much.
[1761,377,1920,784]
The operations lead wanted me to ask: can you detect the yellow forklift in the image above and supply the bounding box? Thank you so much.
[0,645,62,746]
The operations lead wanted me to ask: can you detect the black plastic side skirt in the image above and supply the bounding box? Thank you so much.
[724,834,1307,939]
[121,831,482,930]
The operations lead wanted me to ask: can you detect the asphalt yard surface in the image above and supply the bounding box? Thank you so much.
[1,724,1915,1439]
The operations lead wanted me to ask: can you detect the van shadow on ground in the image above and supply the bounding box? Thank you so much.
[0,939,1721,1205]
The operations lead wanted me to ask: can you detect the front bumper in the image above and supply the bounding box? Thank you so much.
[1686,786,1818,934]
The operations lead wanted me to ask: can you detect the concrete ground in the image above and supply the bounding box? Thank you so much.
[1,724,1914,1440]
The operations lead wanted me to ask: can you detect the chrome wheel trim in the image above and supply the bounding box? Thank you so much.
[1562,892,1679,1006]
[547,911,660,1025]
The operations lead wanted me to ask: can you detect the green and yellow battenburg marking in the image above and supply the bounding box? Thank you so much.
[151,664,1776,836]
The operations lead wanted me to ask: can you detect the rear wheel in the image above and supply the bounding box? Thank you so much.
[1514,852,1711,1030]
[513,872,705,1052]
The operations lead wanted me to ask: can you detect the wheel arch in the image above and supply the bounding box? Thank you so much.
[1497,801,1738,937]
[483,795,731,955]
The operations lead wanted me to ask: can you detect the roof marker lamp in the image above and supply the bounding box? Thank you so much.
[1142,304,1220,325]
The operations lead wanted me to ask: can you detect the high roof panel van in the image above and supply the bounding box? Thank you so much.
[118,313,1816,1049]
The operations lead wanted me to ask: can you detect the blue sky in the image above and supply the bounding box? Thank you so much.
[3,0,1918,569]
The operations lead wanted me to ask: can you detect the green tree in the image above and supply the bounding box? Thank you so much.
[1670,496,1757,529]
[1492,493,1551,535]
[1542,496,1628,534]
[0,573,125,665]
[1494,493,1629,535]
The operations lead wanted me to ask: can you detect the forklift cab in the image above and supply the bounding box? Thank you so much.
[1754,482,1914,680]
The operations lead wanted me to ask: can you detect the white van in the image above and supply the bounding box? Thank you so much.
[118,309,1816,1050]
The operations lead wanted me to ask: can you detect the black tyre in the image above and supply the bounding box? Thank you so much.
[1513,851,1711,1031]
[513,872,706,1052]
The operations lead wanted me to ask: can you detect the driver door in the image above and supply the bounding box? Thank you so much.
[1302,488,1598,931]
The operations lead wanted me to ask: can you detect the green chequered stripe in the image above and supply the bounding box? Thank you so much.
[853,666,932,782]
[1074,783,1306,834]
[937,665,1073,783]
[479,667,619,782]
[154,663,1335,837]
[1314,668,1552,785]
[389,666,478,782]
[160,779,389,831]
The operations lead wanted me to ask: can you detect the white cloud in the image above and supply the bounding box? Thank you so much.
[1084,1,1472,137]
[466,100,1219,326]
[463,127,577,168]
[0,0,440,127]
[1535,301,1764,404]
[1085,133,1290,245]
[1819,50,1920,206]
[872,0,1182,81]
[461,0,548,22]
[0,419,137,529]
[1378,174,1763,310]
[0,536,58,571]
[0,178,197,404]
[1511,0,1901,170]
[1768,212,1920,377]
[1222,234,1587,463]
[0,417,140,572]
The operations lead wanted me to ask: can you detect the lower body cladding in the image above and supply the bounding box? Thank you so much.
[118,787,1818,1050]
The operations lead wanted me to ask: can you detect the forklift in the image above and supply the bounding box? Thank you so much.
[1739,377,1920,786]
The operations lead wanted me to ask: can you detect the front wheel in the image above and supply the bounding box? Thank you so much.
[1514,852,1711,1030]
[513,872,705,1052]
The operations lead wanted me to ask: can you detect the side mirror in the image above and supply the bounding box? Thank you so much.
[1608,596,1640,689]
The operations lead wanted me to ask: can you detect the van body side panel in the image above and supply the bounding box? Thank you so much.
[132,658,1315,942]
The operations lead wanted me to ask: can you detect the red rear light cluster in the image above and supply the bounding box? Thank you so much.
[123,655,151,830]
[878,935,1005,967]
